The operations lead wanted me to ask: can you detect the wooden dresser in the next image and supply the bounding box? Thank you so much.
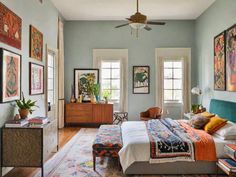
[65,103,113,125]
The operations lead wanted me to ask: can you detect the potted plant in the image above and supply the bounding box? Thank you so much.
[92,84,100,102]
[16,93,38,119]
[102,90,111,104]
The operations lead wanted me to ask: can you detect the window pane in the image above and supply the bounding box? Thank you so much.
[174,90,182,101]
[111,79,120,89]
[102,79,111,89]
[174,79,182,89]
[102,62,111,68]
[173,69,182,78]
[112,69,120,78]
[164,69,172,79]
[111,90,120,100]
[112,62,120,68]
[48,67,54,79]
[48,90,54,105]
[48,78,54,90]
[48,54,54,67]
[164,79,172,89]
[164,90,172,100]
[173,61,182,68]
[102,69,111,79]
[164,62,172,68]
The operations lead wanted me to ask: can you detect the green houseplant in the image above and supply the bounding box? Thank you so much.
[102,90,111,104]
[92,84,100,102]
[16,93,38,119]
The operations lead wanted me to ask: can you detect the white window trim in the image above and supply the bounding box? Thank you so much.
[93,49,128,112]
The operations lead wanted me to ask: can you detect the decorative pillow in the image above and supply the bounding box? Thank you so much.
[190,115,210,129]
[204,116,228,134]
[200,112,215,118]
[214,121,236,140]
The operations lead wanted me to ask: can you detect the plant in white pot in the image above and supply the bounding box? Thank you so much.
[16,93,38,119]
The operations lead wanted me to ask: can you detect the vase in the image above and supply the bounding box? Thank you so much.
[90,95,96,104]
[95,95,100,102]
[19,109,29,119]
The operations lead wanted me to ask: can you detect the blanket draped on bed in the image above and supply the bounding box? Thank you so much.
[146,118,216,163]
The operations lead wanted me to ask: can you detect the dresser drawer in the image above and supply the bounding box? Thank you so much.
[66,116,93,123]
[66,103,92,112]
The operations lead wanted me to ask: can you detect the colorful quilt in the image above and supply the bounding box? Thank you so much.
[146,118,216,163]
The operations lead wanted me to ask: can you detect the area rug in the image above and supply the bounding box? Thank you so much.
[35,128,224,177]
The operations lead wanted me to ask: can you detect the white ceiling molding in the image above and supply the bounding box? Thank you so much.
[51,0,216,21]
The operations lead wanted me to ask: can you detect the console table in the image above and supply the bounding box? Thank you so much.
[65,103,113,125]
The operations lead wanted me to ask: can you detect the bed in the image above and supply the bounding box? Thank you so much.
[119,99,236,175]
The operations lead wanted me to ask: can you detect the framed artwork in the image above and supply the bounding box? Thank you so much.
[133,66,150,94]
[29,62,44,95]
[0,48,21,103]
[30,25,43,61]
[74,69,99,102]
[0,2,22,50]
[214,31,226,91]
[226,24,236,91]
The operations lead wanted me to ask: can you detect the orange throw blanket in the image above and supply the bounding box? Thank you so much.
[180,121,217,161]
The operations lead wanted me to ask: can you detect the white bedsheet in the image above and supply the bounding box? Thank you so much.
[119,121,236,172]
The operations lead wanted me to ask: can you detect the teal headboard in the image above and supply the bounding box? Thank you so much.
[209,99,236,123]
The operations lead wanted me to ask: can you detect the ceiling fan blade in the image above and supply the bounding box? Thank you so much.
[126,18,132,21]
[115,23,129,28]
[147,21,166,25]
[144,26,152,31]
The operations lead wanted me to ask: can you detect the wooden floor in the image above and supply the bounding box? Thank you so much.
[4,127,81,177]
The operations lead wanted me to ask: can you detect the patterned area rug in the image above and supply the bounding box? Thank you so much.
[35,128,223,177]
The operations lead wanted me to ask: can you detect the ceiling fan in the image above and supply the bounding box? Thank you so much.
[115,0,166,31]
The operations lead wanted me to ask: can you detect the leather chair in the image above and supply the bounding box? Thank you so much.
[140,107,162,121]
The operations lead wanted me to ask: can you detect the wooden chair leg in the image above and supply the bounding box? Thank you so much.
[93,153,96,171]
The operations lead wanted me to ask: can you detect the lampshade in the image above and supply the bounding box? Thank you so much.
[130,23,145,29]
[191,87,202,96]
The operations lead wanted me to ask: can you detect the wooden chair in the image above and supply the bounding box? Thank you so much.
[140,107,163,121]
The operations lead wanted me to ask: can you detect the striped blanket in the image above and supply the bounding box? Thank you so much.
[146,118,216,163]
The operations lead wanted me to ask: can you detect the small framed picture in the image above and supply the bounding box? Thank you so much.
[29,25,43,61]
[0,48,21,103]
[133,66,150,94]
[29,62,44,95]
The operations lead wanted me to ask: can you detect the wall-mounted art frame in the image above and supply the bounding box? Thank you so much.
[29,25,43,61]
[133,66,150,94]
[29,62,44,95]
[214,31,226,91]
[0,48,21,103]
[226,24,236,92]
[74,68,99,102]
[0,2,22,50]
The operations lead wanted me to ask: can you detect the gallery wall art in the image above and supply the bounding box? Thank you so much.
[226,24,236,92]
[214,31,226,91]
[0,48,21,103]
[0,2,22,50]
[74,69,99,102]
[30,25,43,61]
[29,62,44,95]
[133,66,150,94]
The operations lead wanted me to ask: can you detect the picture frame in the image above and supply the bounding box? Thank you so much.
[29,62,44,95]
[133,66,150,94]
[214,31,226,91]
[0,48,21,103]
[226,24,236,92]
[74,68,99,102]
[29,25,43,61]
[0,2,22,50]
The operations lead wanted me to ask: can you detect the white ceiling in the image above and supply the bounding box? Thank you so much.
[51,0,216,21]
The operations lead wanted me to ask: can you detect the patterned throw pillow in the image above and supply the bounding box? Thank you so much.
[204,116,228,134]
[190,115,210,129]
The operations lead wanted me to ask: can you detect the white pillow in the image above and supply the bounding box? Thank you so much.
[214,121,236,140]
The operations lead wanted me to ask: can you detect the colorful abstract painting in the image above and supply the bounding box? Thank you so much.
[74,69,99,101]
[226,24,236,91]
[214,31,226,91]
[29,62,44,95]
[0,2,22,50]
[0,48,21,103]
[133,66,150,94]
[30,25,43,61]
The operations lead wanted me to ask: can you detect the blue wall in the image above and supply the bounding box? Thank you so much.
[196,0,236,109]
[64,20,197,120]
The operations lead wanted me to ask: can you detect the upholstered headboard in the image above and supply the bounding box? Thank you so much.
[209,99,236,123]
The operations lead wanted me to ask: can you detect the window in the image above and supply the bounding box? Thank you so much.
[47,52,55,105]
[101,61,121,111]
[163,60,183,103]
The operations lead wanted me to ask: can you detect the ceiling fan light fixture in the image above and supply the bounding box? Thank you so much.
[129,23,145,30]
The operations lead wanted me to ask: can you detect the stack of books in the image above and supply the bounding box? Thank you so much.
[28,117,49,127]
[218,144,236,174]
[5,119,29,128]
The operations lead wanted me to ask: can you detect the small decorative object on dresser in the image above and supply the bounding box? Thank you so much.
[133,66,150,94]
[29,62,44,95]
[30,25,43,61]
